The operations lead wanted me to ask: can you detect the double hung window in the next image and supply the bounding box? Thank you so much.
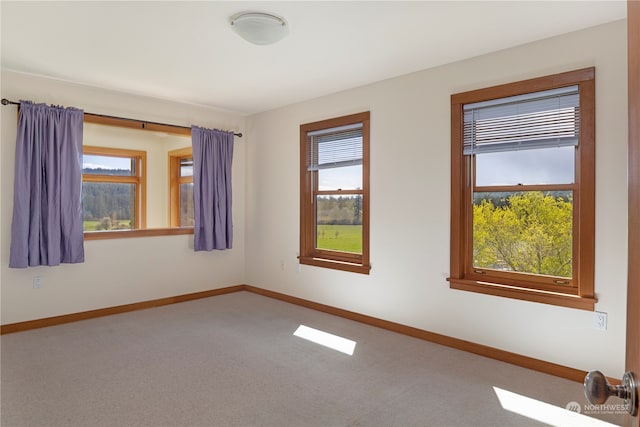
[82,146,146,231]
[300,112,370,274]
[449,68,596,310]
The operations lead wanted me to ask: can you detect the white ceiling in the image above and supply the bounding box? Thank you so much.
[1,1,627,116]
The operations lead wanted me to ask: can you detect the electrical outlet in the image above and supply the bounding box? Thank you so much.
[280,260,285,271]
[593,311,607,331]
[33,276,42,289]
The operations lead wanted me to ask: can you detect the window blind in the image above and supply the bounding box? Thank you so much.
[463,85,580,155]
[307,123,363,171]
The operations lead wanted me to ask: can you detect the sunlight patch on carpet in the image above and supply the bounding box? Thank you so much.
[493,386,618,427]
[293,325,356,355]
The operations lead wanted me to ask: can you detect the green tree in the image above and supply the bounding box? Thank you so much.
[473,192,573,277]
[353,195,362,225]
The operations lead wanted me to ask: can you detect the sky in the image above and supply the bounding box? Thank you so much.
[318,165,362,191]
[83,155,131,171]
[475,146,574,186]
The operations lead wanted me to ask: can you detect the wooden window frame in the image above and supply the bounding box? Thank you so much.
[299,112,371,274]
[82,145,146,233]
[448,68,597,311]
[168,147,193,228]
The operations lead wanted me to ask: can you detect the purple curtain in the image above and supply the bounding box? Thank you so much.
[191,126,234,251]
[9,101,85,268]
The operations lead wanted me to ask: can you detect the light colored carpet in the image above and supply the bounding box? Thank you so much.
[1,291,622,427]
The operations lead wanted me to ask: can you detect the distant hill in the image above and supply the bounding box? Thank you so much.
[82,169,133,223]
[83,168,131,176]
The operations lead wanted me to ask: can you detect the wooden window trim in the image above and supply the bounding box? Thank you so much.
[299,112,371,274]
[449,68,596,311]
[84,227,193,241]
[168,147,193,228]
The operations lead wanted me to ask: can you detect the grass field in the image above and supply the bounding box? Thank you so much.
[317,224,362,253]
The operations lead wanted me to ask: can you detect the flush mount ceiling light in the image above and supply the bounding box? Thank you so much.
[230,12,288,45]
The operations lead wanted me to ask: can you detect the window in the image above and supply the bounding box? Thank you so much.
[168,147,194,227]
[82,146,146,231]
[81,115,194,240]
[300,112,370,274]
[449,68,596,310]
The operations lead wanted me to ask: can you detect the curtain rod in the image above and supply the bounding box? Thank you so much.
[1,98,243,138]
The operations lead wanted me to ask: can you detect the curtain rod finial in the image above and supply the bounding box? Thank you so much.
[1,98,10,105]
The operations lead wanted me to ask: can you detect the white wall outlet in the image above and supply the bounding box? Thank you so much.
[593,311,607,331]
[33,276,42,289]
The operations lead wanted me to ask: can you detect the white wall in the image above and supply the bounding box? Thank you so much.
[245,20,628,376]
[0,71,247,324]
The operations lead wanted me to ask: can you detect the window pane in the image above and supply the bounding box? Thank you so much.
[180,183,194,227]
[472,191,573,278]
[82,183,135,231]
[476,146,574,186]
[83,155,134,176]
[180,158,193,177]
[316,195,362,254]
[318,165,362,191]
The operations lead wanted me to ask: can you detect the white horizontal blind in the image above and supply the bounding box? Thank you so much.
[307,123,363,171]
[463,85,580,155]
